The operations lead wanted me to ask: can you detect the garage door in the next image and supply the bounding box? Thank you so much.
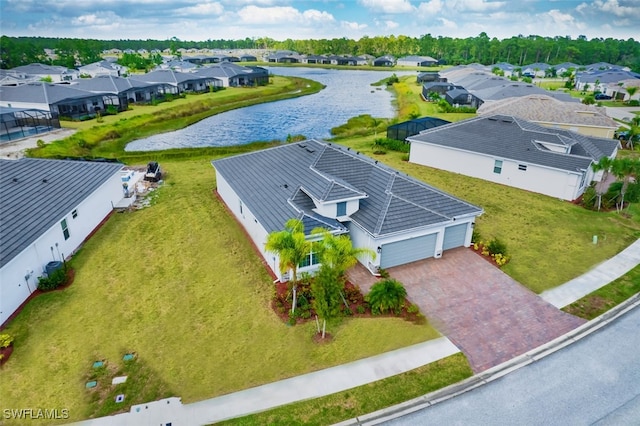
[443,223,467,250]
[380,233,437,269]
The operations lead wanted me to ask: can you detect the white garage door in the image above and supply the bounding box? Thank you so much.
[443,223,468,250]
[380,233,438,269]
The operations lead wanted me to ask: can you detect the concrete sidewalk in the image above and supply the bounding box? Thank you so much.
[541,239,640,308]
[76,338,459,426]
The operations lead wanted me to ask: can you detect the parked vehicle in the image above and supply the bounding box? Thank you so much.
[595,93,612,100]
[144,161,162,182]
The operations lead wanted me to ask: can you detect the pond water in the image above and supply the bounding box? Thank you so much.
[125,67,415,151]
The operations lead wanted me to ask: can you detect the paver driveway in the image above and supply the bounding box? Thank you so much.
[351,248,587,373]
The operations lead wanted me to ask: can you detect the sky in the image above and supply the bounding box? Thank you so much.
[0,0,638,42]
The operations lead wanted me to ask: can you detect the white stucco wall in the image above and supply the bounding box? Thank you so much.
[0,171,123,326]
[0,100,51,111]
[409,142,587,201]
[313,198,360,220]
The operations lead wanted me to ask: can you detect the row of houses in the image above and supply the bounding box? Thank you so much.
[421,63,640,111]
[265,51,438,67]
[0,63,269,123]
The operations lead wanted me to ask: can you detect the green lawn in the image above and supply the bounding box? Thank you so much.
[0,157,439,424]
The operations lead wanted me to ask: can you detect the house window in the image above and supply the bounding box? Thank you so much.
[61,219,70,240]
[518,164,527,171]
[72,209,78,219]
[493,160,503,174]
[299,251,319,268]
[337,201,347,216]
[239,200,243,215]
[579,171,587,188]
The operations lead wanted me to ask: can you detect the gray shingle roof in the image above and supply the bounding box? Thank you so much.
[212,140,482,238]
[408,115,619,172]
[0,82,108,105]
[0,158,123,268]
[71,75,157,93]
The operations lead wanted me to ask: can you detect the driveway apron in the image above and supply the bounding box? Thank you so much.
[387,248,586,373]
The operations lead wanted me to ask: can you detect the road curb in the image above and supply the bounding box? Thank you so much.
[337,292,640,425]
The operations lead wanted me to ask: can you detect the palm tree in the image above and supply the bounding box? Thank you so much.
[609,158,640,213]
[265,219,311,314]
[311,229,376,279]
[592,157,613,211]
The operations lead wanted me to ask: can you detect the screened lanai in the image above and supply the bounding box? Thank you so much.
[0,107,61,143]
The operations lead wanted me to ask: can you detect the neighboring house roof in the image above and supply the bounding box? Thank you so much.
[491,62,516,71]
[195,62,267,80]
[78,60,124,74]
[10,63,75,76]
[0,82,109,105]
[398,55,437,64]
[0,158,123,268]
[576,70,640,84]
[130,69,207,85]
[554,62,580,71]
[472,82,578,102]
[522,63,550,71]
[212,140,481,238]
[476,95,619,129]
[71,75,158,93]
[408,115,619,173]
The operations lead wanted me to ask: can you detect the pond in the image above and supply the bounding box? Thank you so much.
[125,67,415,151]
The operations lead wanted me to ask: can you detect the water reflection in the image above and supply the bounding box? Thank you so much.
[125,67,415,151]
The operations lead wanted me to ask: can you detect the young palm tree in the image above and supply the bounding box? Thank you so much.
[265,219,311,314]
[592,157,614,211]
[311,229,376,279]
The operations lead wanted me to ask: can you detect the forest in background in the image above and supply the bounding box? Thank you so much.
[1,33,638,71]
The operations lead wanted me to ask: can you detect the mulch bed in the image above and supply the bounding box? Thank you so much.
[271,279,426,333]
[0,344,14,366]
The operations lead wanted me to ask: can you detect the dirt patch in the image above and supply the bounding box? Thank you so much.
[0,344,14,366]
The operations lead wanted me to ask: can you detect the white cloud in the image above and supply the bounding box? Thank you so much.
[444,0,505,12]
[359,0,414,14]
[593,0,638,17]
[547,9,577,25]
[416,0,444,17]
[341,21,368,30]
[71,11,121,27]
[385,20,400,30]
[236,5,335,26]
[176,2,224,16]
[438,17,458,30]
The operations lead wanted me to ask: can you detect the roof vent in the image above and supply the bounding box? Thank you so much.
[284,184,288,189]
[298,144,306,148]
[306,148,315,153]
[12,177,18,182]
[42,178,48,183]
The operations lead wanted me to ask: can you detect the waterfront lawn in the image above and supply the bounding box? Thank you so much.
[0,156,439,424]
[30,75,323,159]
[332,135,640,293]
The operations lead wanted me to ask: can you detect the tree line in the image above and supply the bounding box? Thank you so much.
[1,33,638,71]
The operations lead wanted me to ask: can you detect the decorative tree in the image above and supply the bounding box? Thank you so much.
[366,279,408,315]
[265,219,311,314]
[311,265,342,339]
[311,229,376,279]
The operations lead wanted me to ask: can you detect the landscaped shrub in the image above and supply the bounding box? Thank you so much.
[37,266,68,291]
[366,279,407,315]
[487,238,508,257]
[373,138,410,153]
[0,334,13,348]
[628,100,639,107]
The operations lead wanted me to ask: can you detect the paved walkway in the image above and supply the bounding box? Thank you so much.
[541,239,640,308]
[75,240,640,426]
[386,248,586,373]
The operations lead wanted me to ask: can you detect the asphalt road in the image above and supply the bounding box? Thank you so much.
[385,305,640,426]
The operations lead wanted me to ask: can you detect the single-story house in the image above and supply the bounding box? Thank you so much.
[445,88,482,108]
[195,63,268,87]
[421,82,462,99]
[521,63,550,78]
[408,115,620,201]
[397,55,438,67]
[575,70,640,92]
[373,56,395,67]
[554,62,580,76]
[129,69,216,94]
[265,51,300,63]
[239,55,257,62]
[0,82,120,120]
[9,63,79,82]
[158,60,199,73]
[212,139,483,280]
[490,62,516,77]
[70,75,170,107]
[471,82,577,104]
[78,60,127,78]
[416,72,443,83]
[0,158,124,326]
[301,55,329,65]
[476,94,619,139]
